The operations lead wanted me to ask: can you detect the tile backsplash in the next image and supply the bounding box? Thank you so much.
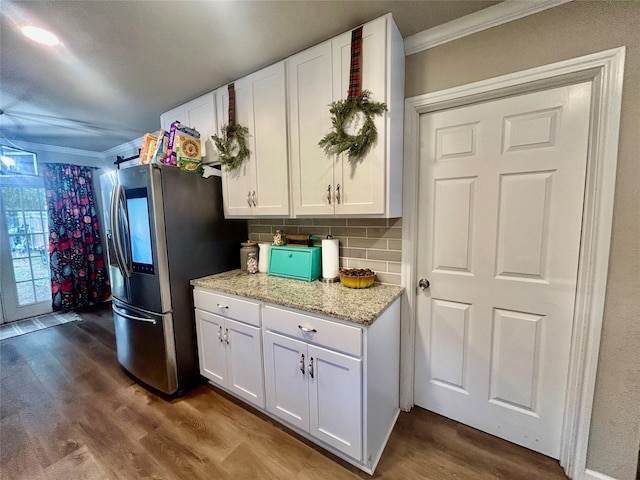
[248,218,402,285]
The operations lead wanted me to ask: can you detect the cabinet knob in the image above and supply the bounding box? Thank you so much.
[418,278,430,290]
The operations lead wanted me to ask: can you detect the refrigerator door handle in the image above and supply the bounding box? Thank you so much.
[112,184,132,277]
[113,304,157,325]
[109,183,126,276]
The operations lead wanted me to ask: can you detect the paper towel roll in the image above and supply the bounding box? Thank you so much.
[321,238,340,280]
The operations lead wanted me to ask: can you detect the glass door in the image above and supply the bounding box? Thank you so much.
[0,176,51,323]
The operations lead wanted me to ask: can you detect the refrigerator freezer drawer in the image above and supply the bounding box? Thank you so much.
[112,301,178,394]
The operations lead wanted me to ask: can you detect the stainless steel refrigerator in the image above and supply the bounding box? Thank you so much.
[101,164,246,395]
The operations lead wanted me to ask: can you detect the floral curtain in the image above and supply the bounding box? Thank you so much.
[43,163,110,312]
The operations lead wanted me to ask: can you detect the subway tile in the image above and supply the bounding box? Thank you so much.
[367,249,402,262]
[366,227,402,239]
[340,247,367,259]
[258,218,284,225]
[284,218,314,226]
[347,218,389,227]
[347,237,388,249]
[388,217,402,227]
[387,239,402,251]
[249,225,273,234]
[346,258,387,272]
[313,218,347,227]
[331,226,367,238]
[258,233,274,243]
[305,226,331,238]
[248,219,261,226]
[387,262,402,274]
[249,233,261,242]
[375,272,401,286]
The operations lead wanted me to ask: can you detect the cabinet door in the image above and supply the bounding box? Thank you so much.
[160,105,186,132]
[288,41,335,216]
[263,331,309,431]
[308,344,363,460]
[225,318,265,408]
[194,309,228,388]
[217,84,255,217]
[250,62,290,216]
[331,17,387,215]
[184,93,217,162]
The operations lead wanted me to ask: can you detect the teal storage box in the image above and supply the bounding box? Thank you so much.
[269,246,321,282]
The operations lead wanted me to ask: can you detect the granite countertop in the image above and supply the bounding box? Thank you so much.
[191,270,404,326]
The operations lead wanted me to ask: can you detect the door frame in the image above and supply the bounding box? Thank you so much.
[400,47,625,479]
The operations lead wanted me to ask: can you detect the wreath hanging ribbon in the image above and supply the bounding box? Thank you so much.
[318,26,387,160]
[212,83,250,171]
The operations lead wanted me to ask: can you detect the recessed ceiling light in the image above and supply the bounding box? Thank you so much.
[20,25,60,46]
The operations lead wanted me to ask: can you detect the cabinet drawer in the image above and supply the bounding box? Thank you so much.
[263,305,361,357]
[193,289,260,327]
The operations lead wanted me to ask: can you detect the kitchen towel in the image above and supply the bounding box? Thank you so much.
[321,237,340,280]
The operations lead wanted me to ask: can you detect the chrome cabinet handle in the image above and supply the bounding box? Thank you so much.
[223,328,229,345]
[327,184,332,205]
[217,325,223,342]
[247,191,252,207]
[299,354,305,376]
[336,184,341,204]
[217,303,229,310]
[251,191,257,207]
[308,357,314,378]
[298,325,317,333]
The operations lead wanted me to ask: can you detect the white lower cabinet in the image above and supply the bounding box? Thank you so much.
[263,331,362,460]
[193,286,400,474]
[195,308,265,408]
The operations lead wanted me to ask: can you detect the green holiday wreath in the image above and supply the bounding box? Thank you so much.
[211,123,250,172]
[318,90,387,159]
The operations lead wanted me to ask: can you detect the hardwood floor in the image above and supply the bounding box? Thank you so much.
[0,302,568,479]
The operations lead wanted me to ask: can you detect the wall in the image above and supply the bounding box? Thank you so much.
[405,2,640,479]
[248,218,402,285]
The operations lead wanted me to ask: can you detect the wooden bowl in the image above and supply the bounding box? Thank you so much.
[339,272,375,289]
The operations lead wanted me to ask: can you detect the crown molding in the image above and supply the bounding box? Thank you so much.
[101,135,144,160]
[404,0,572,56]
[5,140,105,159]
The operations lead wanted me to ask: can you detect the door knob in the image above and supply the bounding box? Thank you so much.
[418,278,430,289]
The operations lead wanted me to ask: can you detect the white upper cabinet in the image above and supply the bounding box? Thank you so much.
[288,41,334,216]
[160,92,217,163]
[288,14,404,217]
[217,62,290,218]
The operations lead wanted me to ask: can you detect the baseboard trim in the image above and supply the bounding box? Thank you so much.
[583,468,618,480]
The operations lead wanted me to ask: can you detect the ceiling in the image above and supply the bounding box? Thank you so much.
[0,0,500,153]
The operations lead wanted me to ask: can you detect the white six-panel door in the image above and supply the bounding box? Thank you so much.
[414,82,592,458]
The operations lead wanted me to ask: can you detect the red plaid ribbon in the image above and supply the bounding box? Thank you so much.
[348,26,363,99]
[227,83,236,137]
